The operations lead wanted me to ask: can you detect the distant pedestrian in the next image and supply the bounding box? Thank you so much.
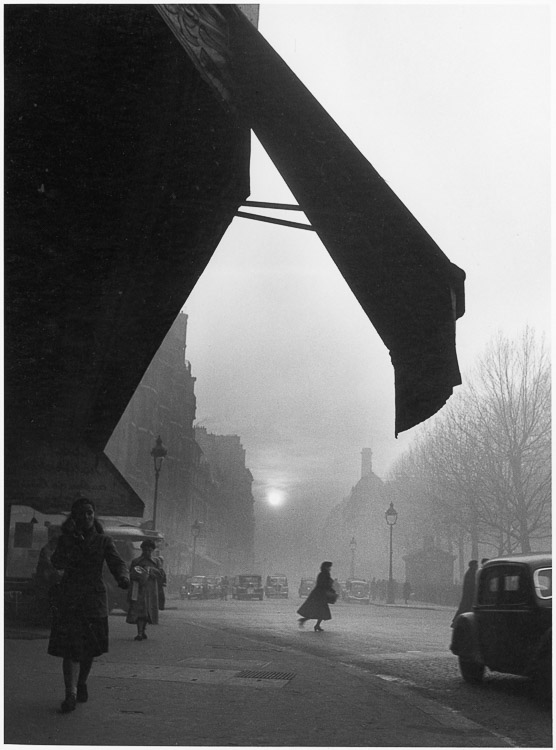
[220,576,229,600]
[126,539,164,641]
[451,559,478,626]
[370,577,377,601]
[297,561,336,632]
[403,580,412,605]
[47,497,129,713]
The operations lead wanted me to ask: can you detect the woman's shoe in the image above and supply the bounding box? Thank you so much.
[60,694,77,713]
[314,625,323,632]
[141,632,147,640]
[297,618,307,628]
[76,684,88,703]
[134,635,143,641]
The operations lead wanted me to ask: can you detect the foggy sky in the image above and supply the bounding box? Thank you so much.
[182,4,550,572]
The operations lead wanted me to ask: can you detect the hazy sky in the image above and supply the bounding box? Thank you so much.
[182,3,550,537]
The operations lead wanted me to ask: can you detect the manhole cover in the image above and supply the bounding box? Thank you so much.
[236,670,295,681]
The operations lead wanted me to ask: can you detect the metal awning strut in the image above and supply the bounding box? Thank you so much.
[236,201,314,231]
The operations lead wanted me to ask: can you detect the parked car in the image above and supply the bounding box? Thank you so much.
[343,579,371,604]
[206,575,223,598]
[450,552,551,691]
[265,574,289,599]
[298,578,315,598]
[231,574,264,600]
[180,575,208,600]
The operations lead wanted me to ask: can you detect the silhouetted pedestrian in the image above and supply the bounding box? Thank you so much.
[451,559,478,626]
[403,580,412,604]
[126,539,164,640]
[297,561,336,632]
[47,497,129,713]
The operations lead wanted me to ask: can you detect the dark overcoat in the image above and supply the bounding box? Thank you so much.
[126,555,164,625]
[297,569,335,621]
[50,526,128,618]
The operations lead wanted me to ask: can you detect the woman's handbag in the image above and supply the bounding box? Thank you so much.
[326,589,338,604]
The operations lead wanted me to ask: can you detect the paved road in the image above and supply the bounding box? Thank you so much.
[4,596,551,747]
[174,596,552,748]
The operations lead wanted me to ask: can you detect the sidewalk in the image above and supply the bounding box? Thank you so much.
[4,608,507,747]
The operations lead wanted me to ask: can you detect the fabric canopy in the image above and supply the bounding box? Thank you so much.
[158,4,466,435]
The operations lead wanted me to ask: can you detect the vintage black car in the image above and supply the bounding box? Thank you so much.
[298,578,315,598]
[264,574,289,599]
[180,575,209,600]
[231,574,264,600]
[343,578,371,604]
[450,552,551,689]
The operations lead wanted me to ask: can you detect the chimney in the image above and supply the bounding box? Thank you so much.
[361,448,373,478]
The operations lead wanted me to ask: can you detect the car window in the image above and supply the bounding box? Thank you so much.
[479,567,528,606]
[478,569,499,605]
[499,571,527,605]
[534,567,552,600]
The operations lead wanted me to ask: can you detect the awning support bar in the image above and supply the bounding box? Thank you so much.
[235,211,315,231]
[241,201,304,211]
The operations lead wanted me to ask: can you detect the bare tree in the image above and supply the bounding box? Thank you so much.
[389,328,551,558]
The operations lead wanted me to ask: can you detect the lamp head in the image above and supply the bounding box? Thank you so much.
[151,435,167,472]
[385,502,398,526]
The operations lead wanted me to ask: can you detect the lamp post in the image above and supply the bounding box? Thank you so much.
[191,520,202,578]
[385,502,398,604]
[150,435,167,530]
[349,536,357,579]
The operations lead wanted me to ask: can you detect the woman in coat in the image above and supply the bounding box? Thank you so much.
[48,497,130,713]
[126,539,164,640]
[297,561,336,631]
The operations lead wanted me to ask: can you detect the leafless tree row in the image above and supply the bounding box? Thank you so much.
[387,328,551,578]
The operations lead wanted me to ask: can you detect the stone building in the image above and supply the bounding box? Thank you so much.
[403,536,457,605]
[195,427,255,574]
[105,312,255,582]
[320,449,403,582]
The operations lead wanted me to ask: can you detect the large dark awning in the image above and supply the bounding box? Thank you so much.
[158,4,465,435]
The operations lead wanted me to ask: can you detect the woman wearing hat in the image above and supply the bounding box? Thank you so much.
[126,538,164,641]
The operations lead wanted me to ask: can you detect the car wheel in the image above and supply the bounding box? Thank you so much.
[458,655,484,684]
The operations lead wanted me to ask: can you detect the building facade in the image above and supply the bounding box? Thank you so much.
[105,313,255,584]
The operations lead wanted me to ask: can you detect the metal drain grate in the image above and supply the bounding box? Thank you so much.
[236,670,295,681]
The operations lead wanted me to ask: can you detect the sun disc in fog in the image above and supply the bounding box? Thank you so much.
[267,490,284,507]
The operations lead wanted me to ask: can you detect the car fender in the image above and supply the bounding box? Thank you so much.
[450,612,483,663]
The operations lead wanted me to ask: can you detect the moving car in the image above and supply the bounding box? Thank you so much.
[265,574,289,599]
[231,574,264,600]
[298,578,315,598]
[343,578,371,604]
[450,552,551,690]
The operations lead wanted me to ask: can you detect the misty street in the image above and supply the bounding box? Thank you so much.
[167,597,551,748]
[5,6,551,749]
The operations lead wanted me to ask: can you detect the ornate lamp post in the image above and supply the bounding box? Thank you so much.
[150,436,167,530]
[191,519,202,578]
[385,502,398,603]
[349,536,357,579]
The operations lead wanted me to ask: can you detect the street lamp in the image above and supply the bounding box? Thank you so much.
[349,536,357,579]
[150,435,167,530]
[191,519,202,578]
[385,502,398,604]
